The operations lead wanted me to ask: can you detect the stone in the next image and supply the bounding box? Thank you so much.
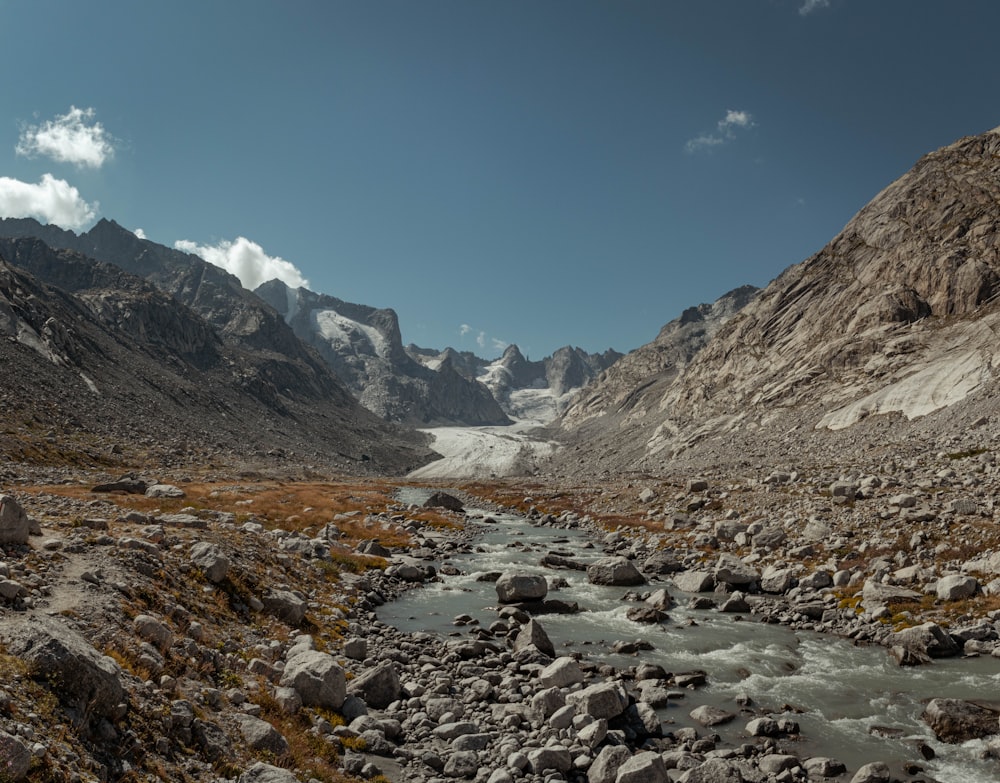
[347,661,400,709]
[343,637,367,660]
[133,614,173,652]
[718,592,750,613]
[578,717,608,749]
[861,579,920,611]
[644,588,675,610]
[689,705,735,727]
[829,481,858,500]
[527,745,572,773]
[279,650,346,710]
[891,622,960,660]
[676,758,746,782]
[745,717,780,736]
[262,590,307,626]
[757,754,799,775]
[849,762,890,783]
[626,605,667,623]
[235,714,289,756]
[643,550,684,574]
[802,758,846,777]
[588,556,646,586]
[238,762,301,783]
[1,616,125,723]
[760,566,796,594]
[537,656,584,689]
[568,681,628,720]
[0,730,31,781]
[588,745,633,783]
[189,541,230,583]
[0,495,30,545]
[616,750,668,783]
[922,698,1000,743]
[145,483,186,498]
[496,572,548,603]
[936,573,978,601]
[513,619,555,658]
[672,570,715,593]
[423,491,464,512]
[714,554,759,587]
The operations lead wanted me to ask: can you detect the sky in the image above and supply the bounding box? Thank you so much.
[2,1,999,360]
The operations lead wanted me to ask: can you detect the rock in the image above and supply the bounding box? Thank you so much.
[92,476,148,494]
[423,491,464,512]
[861,579,921,611]
[829,481,858,500]
[758,754,799,775]
[718,592,750,613]
[527,746,572,773]
[849,761,890,783]
[673,570,715,593]
[616,750,668,783]
[638,487,658,503]
[714,554,759,587]
[133,614,173,652]
[0,495,30,545]
[676,758,746,782]
[689,705,735,727]
[1,616,125,724]
[343,637,367,660]
[588,745,633,783]
[530,687,566,720]
[145,483,185,498]
[513,619,556,658]
[922,698,1000,742]
[235,714,289,755]
[0,730,31,781]
[891,622,960,659]
[803,758,847,777]
[936,573,978,601]
[238,762,301,783]
[745,717,780,737]
[579,717,608,749]
[262,590,307,626]
[537,656,584,689]
[495,572,548,603]
[279,650,346,710]
[643,550,684,574]
[626,605,667,623]
[346,661,400,709]
[645,588,675,609]
[189,541,230,583]
[567,681,628,720]
[588,556,646,586]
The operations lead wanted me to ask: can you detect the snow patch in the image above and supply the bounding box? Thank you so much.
[312,309,389,358]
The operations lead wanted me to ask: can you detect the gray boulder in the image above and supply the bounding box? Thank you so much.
[567,681,628,720]
[537,656,584,689]
[922,698,1000,743]
[689,704,735,727]
[677,759,747,782]
[527,746,572,774]
[588,556,646,586]
[347,661,400,709]
[714,554,759,588]
[190,541,230,583]
[616,750,668,783]
[496,572,548,603]
[672,570,715,593]
[235,714,289,755]
[513,619,555,658]
[145,483,186,498]
[262,590,307,626]
[279,650,346,710]
[588,745,633,783]
[0,730,30,781]
[238,762,301,783]
[0,495,30,545]
[849,762,890,783]
[936,574,978,601]
[891,622,960,660]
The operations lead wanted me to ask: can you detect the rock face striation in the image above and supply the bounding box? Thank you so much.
[255,280,510,426]
[554,127,1000,473]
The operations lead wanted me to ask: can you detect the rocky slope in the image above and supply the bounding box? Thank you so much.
[0,238,435,475]
[553,127,1000,475]
[254,281,510,427]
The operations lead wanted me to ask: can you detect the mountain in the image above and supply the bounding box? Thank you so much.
[254,280,511,426]
[552,127,1000,474]
[0,236,436,474]
[408,342,623,423]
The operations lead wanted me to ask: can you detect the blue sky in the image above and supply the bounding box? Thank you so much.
[2,1,999,359]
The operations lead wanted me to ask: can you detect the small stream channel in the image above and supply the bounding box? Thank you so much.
[379,490,1000,782]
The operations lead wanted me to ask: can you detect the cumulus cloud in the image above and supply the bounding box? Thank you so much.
[16,106,116,169]
[685,109,755,154]
[799,0,830,15]
[0,174,98,229]
[491,337,509,352]
[134,228,147,239]
[459,324,472,337]
[173,236,309,291]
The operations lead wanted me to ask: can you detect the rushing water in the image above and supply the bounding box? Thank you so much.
[381,493,1000,782]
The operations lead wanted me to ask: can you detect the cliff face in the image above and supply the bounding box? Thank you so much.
[552,128,1000,474]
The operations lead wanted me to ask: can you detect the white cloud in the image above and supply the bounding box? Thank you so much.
[491,337,509,352]
[173,236,309,291]
[685,109,755,154]
[134,228,146,239]
[0,174,98,229]
[799,0,830,15]
[16,106,116,169]
[459,323,472,337]
[476,331,487,349]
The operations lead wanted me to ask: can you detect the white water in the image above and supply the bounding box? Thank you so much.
[381,495,1000,782]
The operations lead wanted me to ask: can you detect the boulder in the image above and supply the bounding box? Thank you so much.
[643,550,683,574]
[936,574,978,601]
[689,704,735,727]
[537,656,584,689]
[0,730,30,781]
[133,614,173,652]
[423,491,464,512]
[861,579,920,611]
[672,570,715,593]
[513,619,555,658]
[676,759,746,782]
[714,554,759,588]
[235,714,289,756]
[145,483,185,498]
[616,751,668,783]
[760,566,796,594]
[495,572,548,603]
[347,661,400,709]
[189,542,230,583]
[279,650,346,710]
[238,764,301,783]
[588,556,646,586]
[848,762,890,783]
[588,745,632,783]
[527,746,572,774]
[891,622,960,660]
[0,495,30,545]
[262,590,307,626]
[1,616,125,724]
[567,681,628,720]
[922,698,1000,743]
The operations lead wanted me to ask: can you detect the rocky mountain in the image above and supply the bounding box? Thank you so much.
[409,342,623,423]
[553,127,1000,474]
[254,280,510,427]
[0,237,436,474]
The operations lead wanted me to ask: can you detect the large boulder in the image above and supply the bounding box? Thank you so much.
[347,661,400,709]
[513,619,555,658]
[0,731,31,781]
[279,650,346,710]
[1,616,125,724]
[238,762,301,783]
[616,750,668,783]
[496,572,548,603]
[922,698,1000,743]
[936,574,978,601]
[537,656,584,689]
[714,554,759,588]
[423,491,464,512]
[891,622,960,661]
[672,570,715,593]
[262,590,307,626]
[567,681,628,720]
[588,745,632,783]
[587,556,646,586]
[0,495,30,545]
[190,542,230,583]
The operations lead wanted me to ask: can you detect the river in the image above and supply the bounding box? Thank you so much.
[379,493,1000,782]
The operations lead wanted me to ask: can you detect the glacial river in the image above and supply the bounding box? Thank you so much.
[380,494,1000,782]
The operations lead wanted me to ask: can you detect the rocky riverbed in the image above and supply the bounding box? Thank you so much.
[1,458,999,783]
